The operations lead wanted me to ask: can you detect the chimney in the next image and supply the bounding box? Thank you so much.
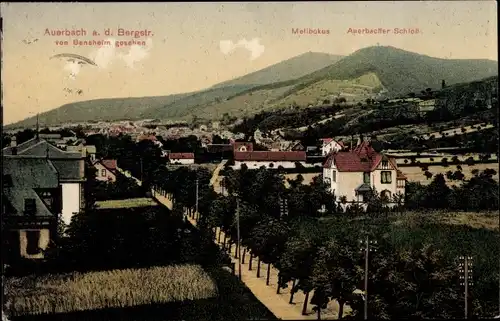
[11,136,17,155]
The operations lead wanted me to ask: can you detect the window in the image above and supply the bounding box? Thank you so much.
[382,160,389,168]
[397,179,405,188]
[332,170,337,182]
[40,191,53,208]
[381,171,392,184]
[363,172,370,184]
[26,230,41,255]
[3,174,13,188]
[101,169,106,176]
[24,198,36,215]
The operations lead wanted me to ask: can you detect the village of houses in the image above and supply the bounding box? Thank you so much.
[2,110,497,261]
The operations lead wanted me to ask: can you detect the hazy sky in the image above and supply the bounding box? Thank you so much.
[1,1,497,124]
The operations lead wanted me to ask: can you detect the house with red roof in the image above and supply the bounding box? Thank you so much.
[233,151,307,169]
[93,159,118,182]
[323,141,406,205]
[320,138,344,156]
[169,153,195,165]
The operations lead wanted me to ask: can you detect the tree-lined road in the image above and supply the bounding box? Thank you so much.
[117,166,346,320]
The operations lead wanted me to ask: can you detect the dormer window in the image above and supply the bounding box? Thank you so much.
[24,198,36,216]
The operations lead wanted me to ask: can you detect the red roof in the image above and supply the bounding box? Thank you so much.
[234,151,306,162]
[321,138,333,144]
[232,142,254,152]
[324,142,400,172]
[137,135,158,141]
[101,159,117,170]
[169,153,194,159]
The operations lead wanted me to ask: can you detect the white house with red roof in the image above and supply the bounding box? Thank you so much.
[93,159,118,182]
[169,153,195,165]
[233,151,307,169]
[323,141,406,204]
[320,138,344,156]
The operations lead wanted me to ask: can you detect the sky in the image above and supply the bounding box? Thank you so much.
[1,1,497,125]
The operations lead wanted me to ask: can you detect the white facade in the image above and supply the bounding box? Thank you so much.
[61,182,82,226]
[233,160,305,170]
[323,160,404,203]
[321,140,343,156]
[170,158,195,165]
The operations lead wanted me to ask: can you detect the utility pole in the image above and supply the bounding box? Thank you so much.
[195,179,199,220]
[236,197,242,280]
[359,236,377,320]
[459,256,473,319]
[140,157,143,183]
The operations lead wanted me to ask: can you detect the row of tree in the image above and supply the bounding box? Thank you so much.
[135,161,499,319]
[406,170,499,211]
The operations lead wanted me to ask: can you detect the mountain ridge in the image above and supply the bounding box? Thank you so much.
[6,46,498,128]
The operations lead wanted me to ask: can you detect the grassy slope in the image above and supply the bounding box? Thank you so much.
[291,46,498,97]
[212,52,344,88]
[7,52,344,129]
[8,46,497,128]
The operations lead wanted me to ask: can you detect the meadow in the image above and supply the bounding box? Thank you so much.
[5,265,218,316]
[95,197,159,209]
[400,163,499,185]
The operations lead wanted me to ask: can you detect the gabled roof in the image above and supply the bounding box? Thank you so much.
[355,183,372,192]
[397,169,407,180]
[3,158,59,217]
[3,138,83,159]
[233,142,254,152]
[94,159,118,171]
[324,142,400,172]
[234,151,306,162]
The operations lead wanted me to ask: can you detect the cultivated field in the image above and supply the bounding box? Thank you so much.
[95,198,158,209]
[5,265,218,316]
[400,163,499,185]
[276,72,382,108]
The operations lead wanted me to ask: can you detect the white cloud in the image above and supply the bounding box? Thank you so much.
[118,38,153,69]
[219,40,236,55]
[91,38,117,69]
[219,37,265,60]
[89,37,153,70]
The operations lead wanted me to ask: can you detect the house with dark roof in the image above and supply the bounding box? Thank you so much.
[233,151,307,169]
[3,157,62,260]
[93,159,118,182]
[3,136,86,226]
[323,141,406,206]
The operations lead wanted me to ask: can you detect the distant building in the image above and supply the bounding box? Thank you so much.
[321,138,344,156]
[233,142,253,152]
[233,151,307,169]
[418,99,436,112]
[93,159,118,182]
[168,153,195,165]
[323,141,406,206]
